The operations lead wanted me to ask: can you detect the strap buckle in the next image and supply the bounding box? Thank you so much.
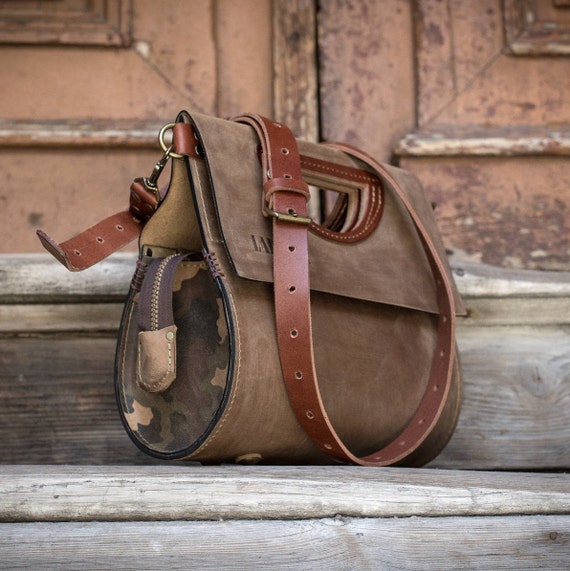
[263,205,312,225]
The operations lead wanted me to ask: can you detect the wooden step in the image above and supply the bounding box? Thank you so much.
[0,254,569,569]
[1,254,569,469]
[0,466,568,570]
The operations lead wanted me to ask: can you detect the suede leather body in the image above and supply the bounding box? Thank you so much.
[115,112,463,465]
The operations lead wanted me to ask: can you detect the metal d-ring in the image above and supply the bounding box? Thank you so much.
[158,123,184,159]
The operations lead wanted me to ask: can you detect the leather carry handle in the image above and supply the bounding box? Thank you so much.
[235,113,456,466]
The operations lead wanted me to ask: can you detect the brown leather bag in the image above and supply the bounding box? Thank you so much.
[38,110,465,466]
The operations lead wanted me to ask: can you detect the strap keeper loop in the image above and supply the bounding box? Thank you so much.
[263,177,311,203]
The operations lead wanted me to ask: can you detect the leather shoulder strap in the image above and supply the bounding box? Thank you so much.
[36,122,197,271]
[234,113,456,466]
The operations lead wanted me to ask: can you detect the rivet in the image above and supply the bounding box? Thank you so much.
[166,331,174,341]
[324,443,333,450]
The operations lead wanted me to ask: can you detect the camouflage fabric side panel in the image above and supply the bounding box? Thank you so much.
[116,259,231,458]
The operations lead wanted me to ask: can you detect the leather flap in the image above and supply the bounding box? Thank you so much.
[190,113,464,316]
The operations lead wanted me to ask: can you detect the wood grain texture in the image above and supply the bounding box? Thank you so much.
[0,253,135,303]
[0,119,163,147]
[432,325,570,470]
[4,254,570,305]
[402,156,570,271]
[318,0,415,162]
[1,325,568,468]
[1,256,569,468]
[396,126,570,157]
[0,516,567,570]
[0,336,157,466]
[1,465,568,522]
[273,0,319,142]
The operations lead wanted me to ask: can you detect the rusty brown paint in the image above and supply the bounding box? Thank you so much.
[402,157,570,271]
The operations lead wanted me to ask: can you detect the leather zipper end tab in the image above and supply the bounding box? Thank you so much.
[137,325,178,393]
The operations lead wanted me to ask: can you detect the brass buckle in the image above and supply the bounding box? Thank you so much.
[263,206,312,225]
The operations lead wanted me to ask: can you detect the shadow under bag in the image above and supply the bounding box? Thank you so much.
[38,110,466,466]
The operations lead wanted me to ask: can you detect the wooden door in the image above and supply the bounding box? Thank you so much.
[3,0,569,272]
[318,0,570,271]
[0,0,274,253]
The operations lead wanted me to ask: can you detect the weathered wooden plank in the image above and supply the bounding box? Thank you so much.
[0,303,124,333]
[401,156,570,271]
[395,126,570,157]
[1,329,568,468]
[0,336,155,465]
[0,465,568,523]
[459,298,570,326]
[1,255,568,467]
[318,0,415,163]
[0,516,567,570]
[0,119,162,148]
[4,253,570,331]
[0,253,135,303]
[273,0,319,142]
[452,260,570,298]
[433,325,570,470]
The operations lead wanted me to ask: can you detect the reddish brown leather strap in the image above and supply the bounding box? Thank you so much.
[36,128,191,271]
[235,113,456,466]
[36,210,142,272]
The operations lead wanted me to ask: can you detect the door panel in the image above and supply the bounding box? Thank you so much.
[397,0,570,270]
[0,0,273,253]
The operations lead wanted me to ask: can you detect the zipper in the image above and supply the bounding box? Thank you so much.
[149,254,178,331]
